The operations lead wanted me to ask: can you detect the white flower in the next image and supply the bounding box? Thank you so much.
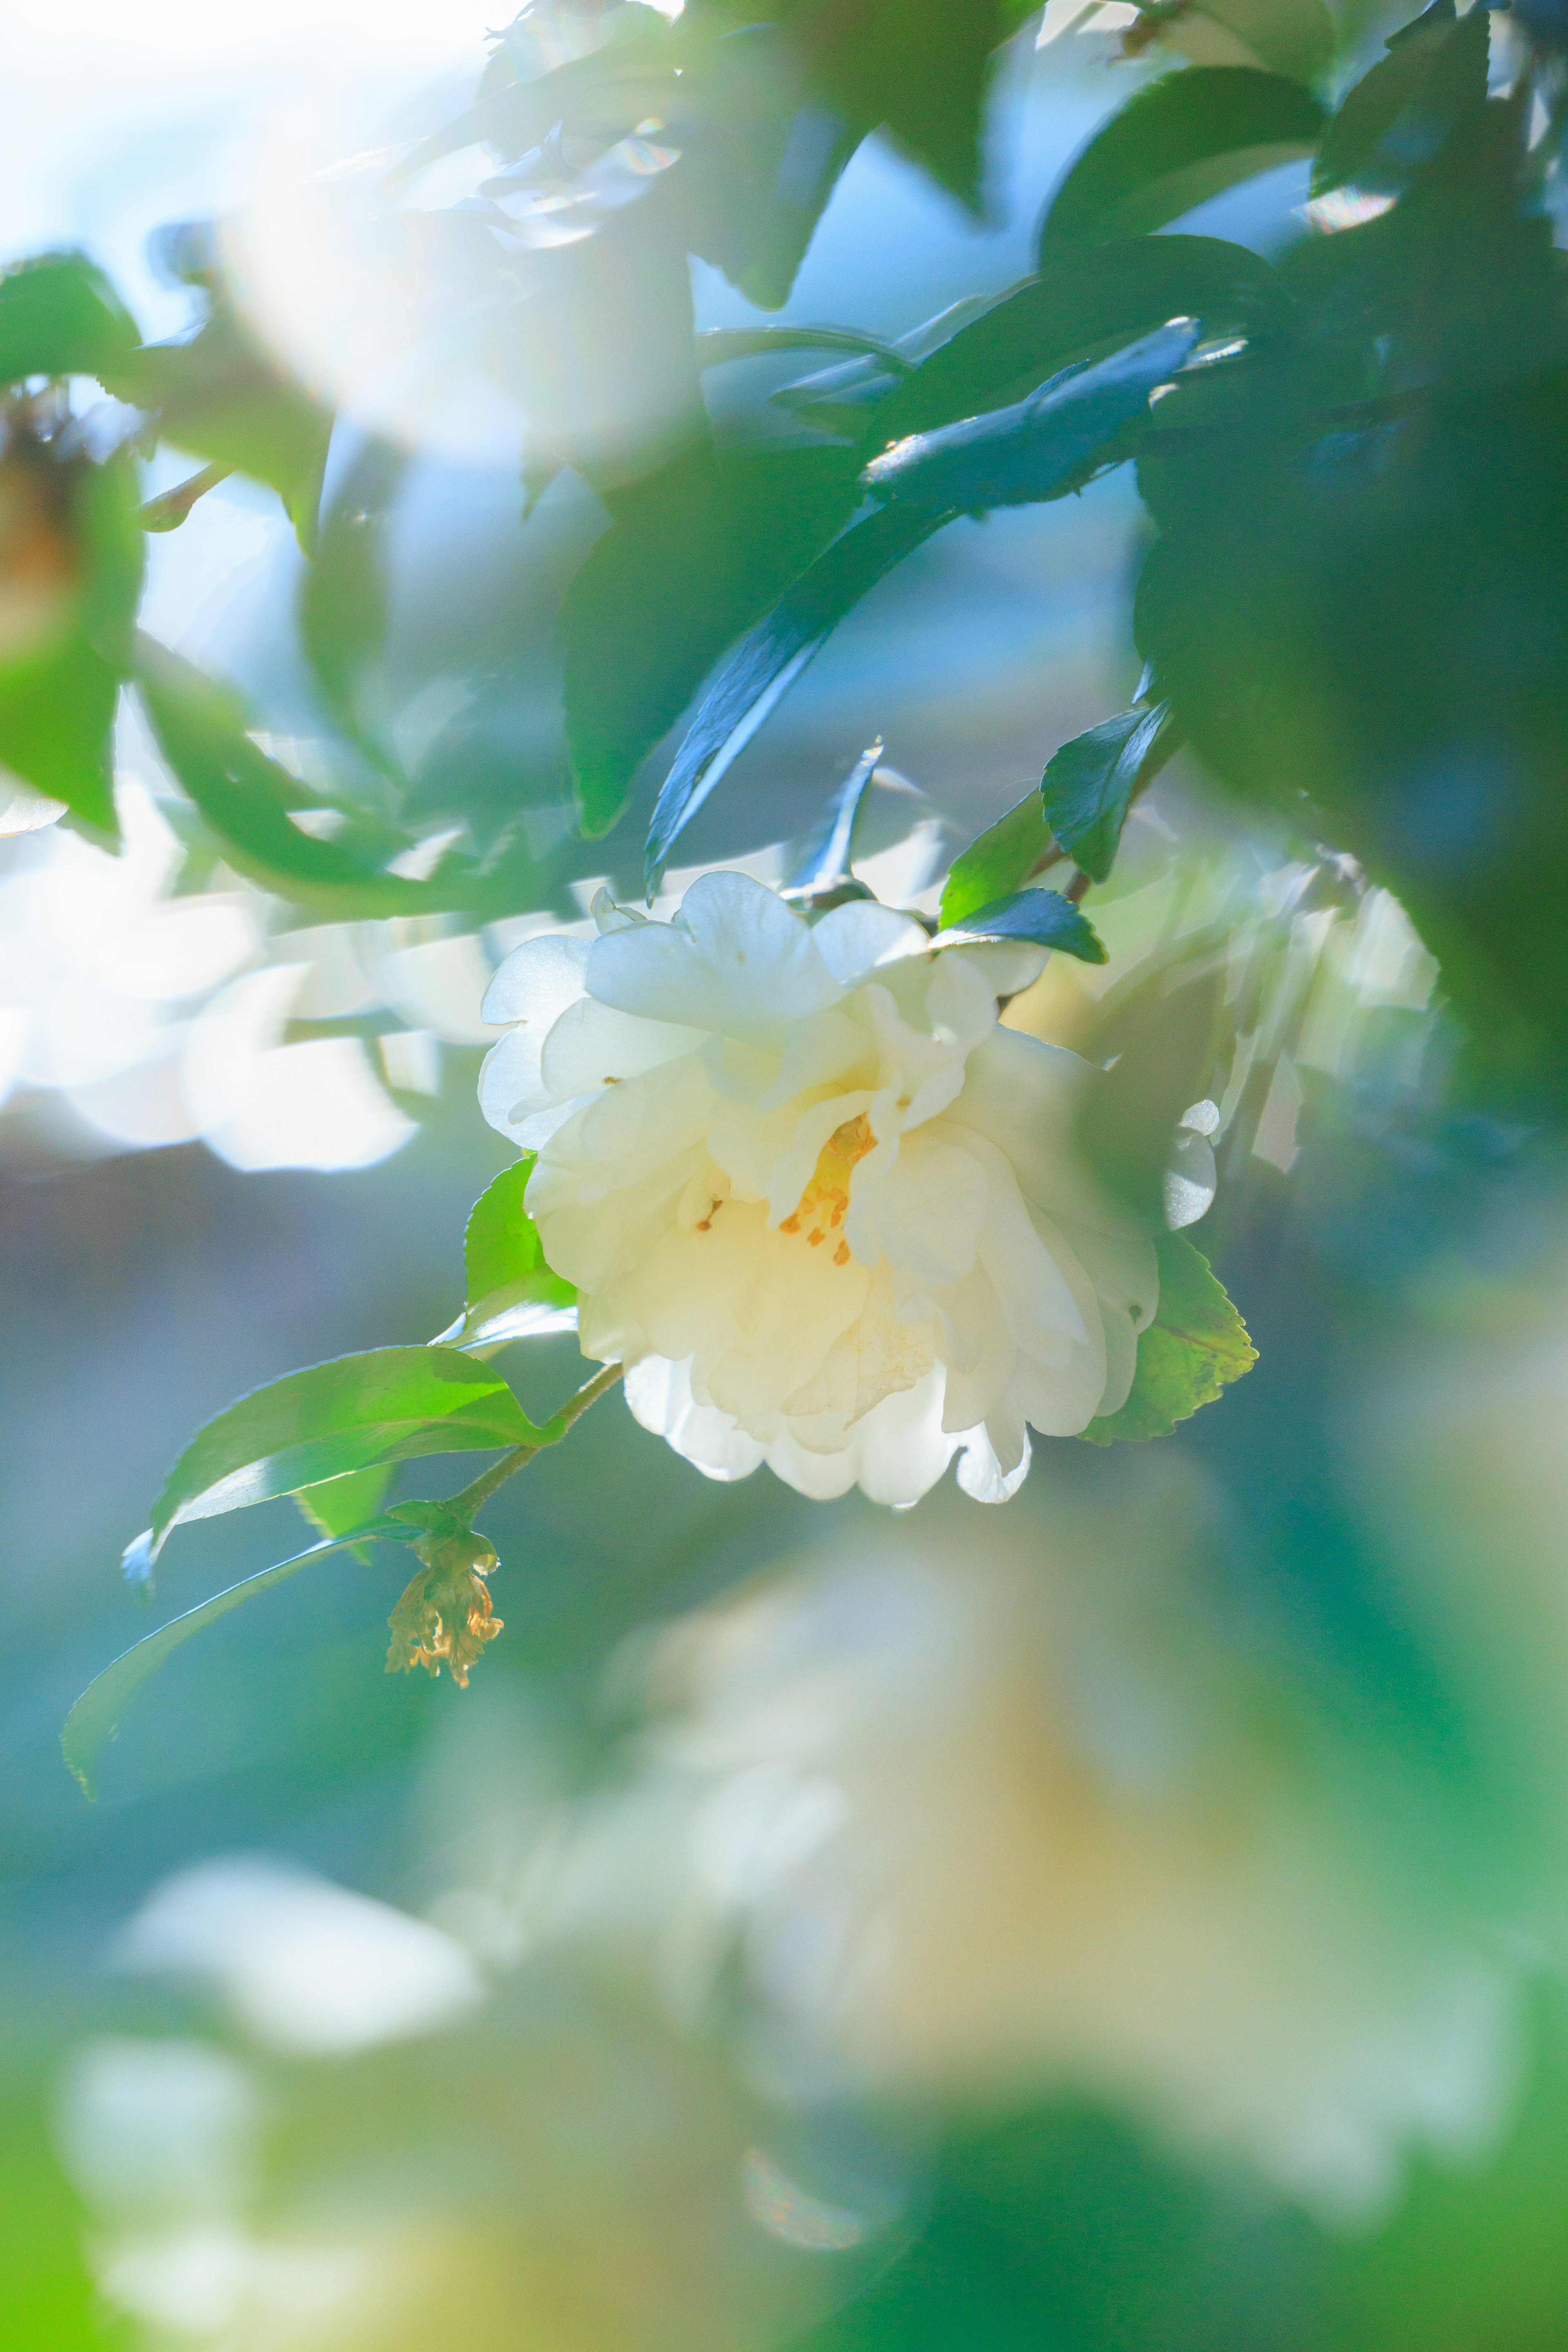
[479,871,1158,1506]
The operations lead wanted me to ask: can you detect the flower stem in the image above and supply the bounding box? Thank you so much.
[444,1361,624,1521]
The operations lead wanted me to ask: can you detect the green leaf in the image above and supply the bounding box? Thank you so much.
[1311,0,1488,197]
[938,791,1054,930]
[298,437,407,757]
[780,739,884,901]
[1040,67,1325,247]
[933,886,1107,964]
[456,1160,577,1344]
[0,440,143,832]
[1152,0,1335,87]
[133,637,511,917]
[296,1464,395,1564]
[0,250,139,385]
[1038,702,1175,883]
[862,320,1200,511]
[563,438,862,839]
[874,238,1284,448]
[62,1523,414,1797]
[108,304,334,551]
[643,500,941,893]
[696,325,914,373]
[796,0,1022,210]
[1084,1233,1256,1442]
[146,1345,547,1561]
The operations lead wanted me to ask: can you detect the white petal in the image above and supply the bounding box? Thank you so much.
[811,902,929,987]
[1165,1126,1217,1229]
[478,1026,552,1136]
[588,872,843,1041]
[540,996,705,1097]
[623,1355,766,1482]
[953,1417,1031,1502]
[943,939,1050,999]
[853,1129,989,1287]
[480,932,590,1027]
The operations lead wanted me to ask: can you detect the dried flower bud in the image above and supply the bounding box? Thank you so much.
[385,1530,502,1687]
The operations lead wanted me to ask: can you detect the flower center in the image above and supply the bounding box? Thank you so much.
[780,1111,875,1266]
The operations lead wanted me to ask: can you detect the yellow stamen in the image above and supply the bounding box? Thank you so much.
[781,1112,874,1258]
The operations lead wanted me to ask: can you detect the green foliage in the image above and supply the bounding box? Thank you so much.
[863,320,1200,511]
[107,301,334,550]
[296,1465,396,1562]
[143,1345,547,1561]
[1038,703,1174,883]
[1039,67,1325,247]
[1152,0,1336,86]
[934,885,1107,964]
[0,250,139,384]
[938,791,1054,930]
[563,439,862,836]
[0,426,142,832]
[61,1522,416,1797]
[457,1159,577,1343]
[1084,1233,1256,1442]
[1312,0,1488,197]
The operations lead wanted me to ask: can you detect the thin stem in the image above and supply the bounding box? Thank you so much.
[443,1361,624,1522]
[138,463,232,532]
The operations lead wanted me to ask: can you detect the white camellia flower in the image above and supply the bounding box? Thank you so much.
[479,871,1160,1507]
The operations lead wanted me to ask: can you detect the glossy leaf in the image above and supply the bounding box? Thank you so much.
[564,439,863,839]
[781,739,884,901]
[1084,1233,1256,1442]
[454,1159,577,1345]
[938,791,1055,931]
[877,238,1283,447]
[299,436,407,757]
[0,249,139,384]
[62,1523,416,1797]
[933,886,1107,964]
[1312,0,1488,197]
[1040,67,1325,247]
[862,320,1202,512]
[644,501,941,894]
[1038,702,1174,883]
[296,1464,395,1563]
[145,1345,547,1561]
[696,325,913,373]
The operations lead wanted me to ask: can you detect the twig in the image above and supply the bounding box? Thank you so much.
[138,463,232,532]
[444,1361,624,1521]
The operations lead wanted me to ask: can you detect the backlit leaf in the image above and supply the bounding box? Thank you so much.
[455,1160,577,1345]
[1084,1232,1256,1441]
[0,249,139,385]
[938,791,1055,931]
[296,1464,396,1563]
[145,1345,546,1561]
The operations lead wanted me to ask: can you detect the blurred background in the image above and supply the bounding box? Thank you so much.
[12,3,1568,2349]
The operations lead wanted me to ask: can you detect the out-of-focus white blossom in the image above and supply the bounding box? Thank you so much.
[540,1461,1520,2221]
[480,870,1159,1506]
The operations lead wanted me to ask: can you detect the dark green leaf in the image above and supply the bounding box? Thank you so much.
[1039,702,1174,883]
[456,1159,577,1344]
[933,886,1107,964]
[1040,68,1325,247]
[564,439,863,839]
[1084,1233,1256,1442]
[696,325,913,372]
[296,1464,395,1563]
[146,1345,547,1561]
[862,320,1201,511]
[790,0,1022,210]
[1153,0,1335,86]
[875,238,1284,448]
[0,250,139,385]
[938,791,1054,931]
[781,739,883,900]
[644,501,941,894]
[1312,0,1488,196]
[62,1524,413,1797]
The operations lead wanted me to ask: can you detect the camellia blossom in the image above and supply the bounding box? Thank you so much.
[479,871,1161,1506]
